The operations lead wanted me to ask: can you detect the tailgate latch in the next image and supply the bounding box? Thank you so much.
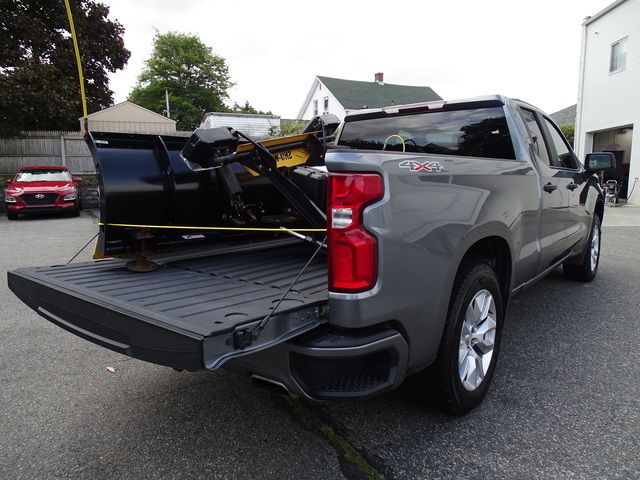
[232,329,255,349]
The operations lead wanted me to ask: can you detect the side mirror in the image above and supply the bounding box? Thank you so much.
[585,152,616,172]
[5,177,13,184]
[72,177,82,184]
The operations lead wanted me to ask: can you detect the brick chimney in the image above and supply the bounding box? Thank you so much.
[374,72,384,84]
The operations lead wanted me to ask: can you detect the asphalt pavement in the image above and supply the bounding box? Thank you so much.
[1,208,638,479]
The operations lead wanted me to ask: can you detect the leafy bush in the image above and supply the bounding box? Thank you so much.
[559,124,575,147]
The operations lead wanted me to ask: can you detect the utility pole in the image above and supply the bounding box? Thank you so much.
[165,89,171,118]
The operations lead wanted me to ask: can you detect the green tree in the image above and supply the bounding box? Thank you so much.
[232,101,272,116]
[268,120,306,137]
[0,0,130,134]
[559,124,575,147]
[129,32,233,130]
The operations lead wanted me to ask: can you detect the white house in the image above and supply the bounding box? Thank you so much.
[297,73,441,122]
[80,101,176,134]
[575,0,640,204]
[201,112,280,139]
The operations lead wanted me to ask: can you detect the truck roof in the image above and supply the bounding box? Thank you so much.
[344,94,510,122]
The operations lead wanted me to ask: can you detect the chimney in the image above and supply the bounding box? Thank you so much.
[374,72,384,84]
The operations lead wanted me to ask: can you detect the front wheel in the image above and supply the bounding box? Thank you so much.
[70,202,80,217]
[7,211,18,220]
[563,215,601,282]
[427,262,504,415]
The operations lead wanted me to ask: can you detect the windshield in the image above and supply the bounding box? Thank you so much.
[15,170,71,182]
[338,107,515,160]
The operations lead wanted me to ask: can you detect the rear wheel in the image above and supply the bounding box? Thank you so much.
[7,211,18,220]
[563,215,601,282]
[424,262,504,415]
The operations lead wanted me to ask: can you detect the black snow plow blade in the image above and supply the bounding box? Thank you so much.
[87,114,339,258]
[8,241,328,370]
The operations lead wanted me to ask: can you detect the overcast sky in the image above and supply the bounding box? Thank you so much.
[104,0,611,119]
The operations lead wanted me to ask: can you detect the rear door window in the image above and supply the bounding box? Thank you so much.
[520,108,551,167]
[338,107,516,160]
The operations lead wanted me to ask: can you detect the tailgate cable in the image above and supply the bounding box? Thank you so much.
[233,236,327,349]
[66,232,99,264]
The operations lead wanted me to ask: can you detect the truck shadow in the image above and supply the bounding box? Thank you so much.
[56,367,343,479]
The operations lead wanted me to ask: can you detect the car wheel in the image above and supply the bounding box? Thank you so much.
[563,215,601,282]
[7,211,18,220]
[427,261,504,415]
[70,202,80,217]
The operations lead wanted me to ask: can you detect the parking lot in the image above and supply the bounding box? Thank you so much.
[1,208,639,480]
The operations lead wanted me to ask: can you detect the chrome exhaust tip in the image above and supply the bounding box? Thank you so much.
[250,374,292,397]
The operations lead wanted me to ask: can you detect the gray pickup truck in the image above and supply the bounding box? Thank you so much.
[8,95,615,414]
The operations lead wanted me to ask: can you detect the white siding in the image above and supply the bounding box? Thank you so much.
[201,113,280,139]
[80,101,177,134]
[298,79,346,121]
[576,0,640,203]
[83,120,177,134]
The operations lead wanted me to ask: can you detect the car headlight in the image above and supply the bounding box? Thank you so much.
[4,194,17,203]
[63,193,77,201]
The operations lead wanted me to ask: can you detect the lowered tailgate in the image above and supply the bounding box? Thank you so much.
[8,242,328,370]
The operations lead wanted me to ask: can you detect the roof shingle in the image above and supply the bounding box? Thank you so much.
[317,76,441,110]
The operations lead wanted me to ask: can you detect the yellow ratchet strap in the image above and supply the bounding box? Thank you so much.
[63,0,88,119]
[98,222,326,233]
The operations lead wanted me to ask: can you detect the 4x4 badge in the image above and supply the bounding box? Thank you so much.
[399,160,444,173]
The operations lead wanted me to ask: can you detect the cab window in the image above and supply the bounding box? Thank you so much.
[542,117,578,170]
[338,107,516,160]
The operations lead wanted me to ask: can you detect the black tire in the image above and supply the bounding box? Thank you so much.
[563,215,601,282]
[427,262,504,415]
[70,202,80,217]
[7,211,18,220]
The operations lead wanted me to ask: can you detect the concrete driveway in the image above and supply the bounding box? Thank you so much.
[1,208,638,479]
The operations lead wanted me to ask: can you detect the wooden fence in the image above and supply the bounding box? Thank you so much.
[0,130,192,174]
[0,131,94,173]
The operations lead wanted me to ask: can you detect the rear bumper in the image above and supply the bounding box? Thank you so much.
[225,326,409,400]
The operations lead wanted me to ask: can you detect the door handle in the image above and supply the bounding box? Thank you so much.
[543,183,557,193]
[567,183,579,191]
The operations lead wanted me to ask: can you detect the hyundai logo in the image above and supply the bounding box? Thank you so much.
[35,194,45,199]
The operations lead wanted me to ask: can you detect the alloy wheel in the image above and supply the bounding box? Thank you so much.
[590,224,600,271]
[458,289,497,391]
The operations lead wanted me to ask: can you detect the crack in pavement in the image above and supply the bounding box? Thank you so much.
[282,397,387,480]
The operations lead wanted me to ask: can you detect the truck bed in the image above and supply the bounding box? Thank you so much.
[8,241,328,370]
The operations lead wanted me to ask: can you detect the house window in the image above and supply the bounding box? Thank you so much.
[313,100,318,116]
[610,37,628,73]
[323,96,329,113]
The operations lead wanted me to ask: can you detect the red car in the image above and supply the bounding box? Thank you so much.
[4,166,81,220]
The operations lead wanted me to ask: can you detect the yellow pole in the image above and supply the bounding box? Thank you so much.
[63,0,88,124]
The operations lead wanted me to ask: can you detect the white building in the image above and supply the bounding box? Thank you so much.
[80,101,176,134]
[201,112,280,139]
[297,73,441,122]
[575,0,640,204]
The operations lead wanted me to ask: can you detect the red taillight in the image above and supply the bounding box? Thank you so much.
[327,173,383,292]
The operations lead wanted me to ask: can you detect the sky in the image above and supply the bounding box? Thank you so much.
[104,0,612,119]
